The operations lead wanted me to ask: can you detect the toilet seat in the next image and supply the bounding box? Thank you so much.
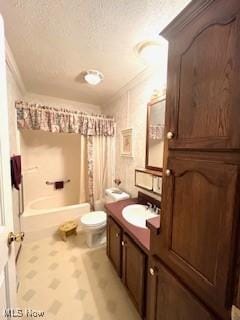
[80,211,106,229]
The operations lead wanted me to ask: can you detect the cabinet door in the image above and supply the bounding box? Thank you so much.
[156,157,238,316]
[122,234,146,317]
[107,216,122,276]
[147,256,218,320]
[166,10,240,150]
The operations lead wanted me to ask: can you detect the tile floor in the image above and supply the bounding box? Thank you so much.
[17,233,141,320]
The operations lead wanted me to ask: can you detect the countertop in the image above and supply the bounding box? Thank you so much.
[105,198,160,254]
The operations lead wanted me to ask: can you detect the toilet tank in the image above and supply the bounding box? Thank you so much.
[104,188,130,204]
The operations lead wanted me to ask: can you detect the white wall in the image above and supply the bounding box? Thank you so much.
[104,69,166,199]
[20,130,82,207]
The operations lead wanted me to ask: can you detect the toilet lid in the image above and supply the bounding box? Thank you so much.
[81,211,107,227]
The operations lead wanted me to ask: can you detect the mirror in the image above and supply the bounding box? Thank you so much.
[146,97,166,171]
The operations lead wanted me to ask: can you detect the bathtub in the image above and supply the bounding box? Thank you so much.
[21,196,90,242]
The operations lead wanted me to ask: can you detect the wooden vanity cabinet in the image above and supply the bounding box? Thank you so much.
[106,215,148,318]
[107,216,122,276]
[122,234,147,317]
[147,256,218,320]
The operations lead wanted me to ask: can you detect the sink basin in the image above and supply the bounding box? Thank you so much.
[122,204,158,229]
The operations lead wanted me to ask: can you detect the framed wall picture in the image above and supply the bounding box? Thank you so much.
[121,128,133,157]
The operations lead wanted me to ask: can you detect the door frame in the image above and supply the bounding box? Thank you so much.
[0,13,17,314]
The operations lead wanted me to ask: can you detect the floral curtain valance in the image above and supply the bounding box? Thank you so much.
[15,101,115,137]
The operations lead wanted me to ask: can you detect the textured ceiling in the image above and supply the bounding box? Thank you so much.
[0,0,191,105]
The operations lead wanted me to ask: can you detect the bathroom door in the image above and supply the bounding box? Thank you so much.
[0,15,17,316]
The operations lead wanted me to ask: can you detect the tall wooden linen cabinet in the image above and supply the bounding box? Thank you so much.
[147,1,240,319]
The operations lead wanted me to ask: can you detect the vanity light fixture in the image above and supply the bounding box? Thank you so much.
[135,38,168,67]
[84,70,104,85]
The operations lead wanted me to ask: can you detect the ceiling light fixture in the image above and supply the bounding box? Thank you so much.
[84,70,104,85]
[135,38,168,67]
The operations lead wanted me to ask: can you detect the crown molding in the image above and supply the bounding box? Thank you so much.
[105,67,154,107]
[5,40,26,95]
[161,0,215,39]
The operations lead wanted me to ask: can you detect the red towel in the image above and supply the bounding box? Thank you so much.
[11,155,22,190]
[55,181,64,189]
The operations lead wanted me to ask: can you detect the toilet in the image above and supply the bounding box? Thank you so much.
[80,188,130,248]
[80,211,107,248]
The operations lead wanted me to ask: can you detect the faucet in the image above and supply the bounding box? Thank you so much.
[153,205,160,215]
[146,202,153,212]
[146,203,160,215]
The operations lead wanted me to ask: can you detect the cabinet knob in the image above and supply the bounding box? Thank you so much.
[116,232,120,238]
[167,131,174,140]
[149,267,155,276]
[165,169,172,176]
[121,240,127,247]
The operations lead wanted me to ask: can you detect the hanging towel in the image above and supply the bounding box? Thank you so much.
[55,181,64,189]
[11,155,22,190]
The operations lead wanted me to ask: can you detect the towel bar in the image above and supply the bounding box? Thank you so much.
[46,179,70,185]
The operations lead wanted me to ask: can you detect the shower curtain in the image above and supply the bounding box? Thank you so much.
[73,135,116,210]
[79,135,88,203]
[92,135,115,210]
[79,135,116,210]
